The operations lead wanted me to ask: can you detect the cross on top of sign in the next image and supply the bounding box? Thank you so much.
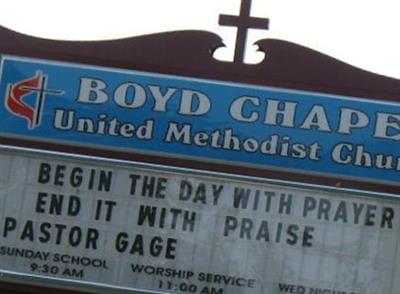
[219,0,269,63]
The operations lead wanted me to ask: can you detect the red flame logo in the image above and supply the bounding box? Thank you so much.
[5,71,64,129]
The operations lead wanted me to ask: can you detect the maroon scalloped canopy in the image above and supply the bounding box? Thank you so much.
[0,25,399,194]
[1,25,399,100]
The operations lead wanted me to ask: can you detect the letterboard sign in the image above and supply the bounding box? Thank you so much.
[0,146,399,294]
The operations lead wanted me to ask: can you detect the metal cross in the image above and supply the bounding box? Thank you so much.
[219,0,269,63]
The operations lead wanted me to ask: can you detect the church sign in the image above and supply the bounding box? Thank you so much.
[0,0,400,293]
[0,56,399,185]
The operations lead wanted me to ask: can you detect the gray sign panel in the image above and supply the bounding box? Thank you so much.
[0,146,398,294]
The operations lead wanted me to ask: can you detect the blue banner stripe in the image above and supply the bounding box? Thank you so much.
[0,56,399,185]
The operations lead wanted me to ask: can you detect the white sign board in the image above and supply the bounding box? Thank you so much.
[0,147,399,294]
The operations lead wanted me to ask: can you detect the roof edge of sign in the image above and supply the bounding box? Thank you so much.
[0,24,399,101]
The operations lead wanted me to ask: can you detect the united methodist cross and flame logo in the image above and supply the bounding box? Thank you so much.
[5,71,64,129]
